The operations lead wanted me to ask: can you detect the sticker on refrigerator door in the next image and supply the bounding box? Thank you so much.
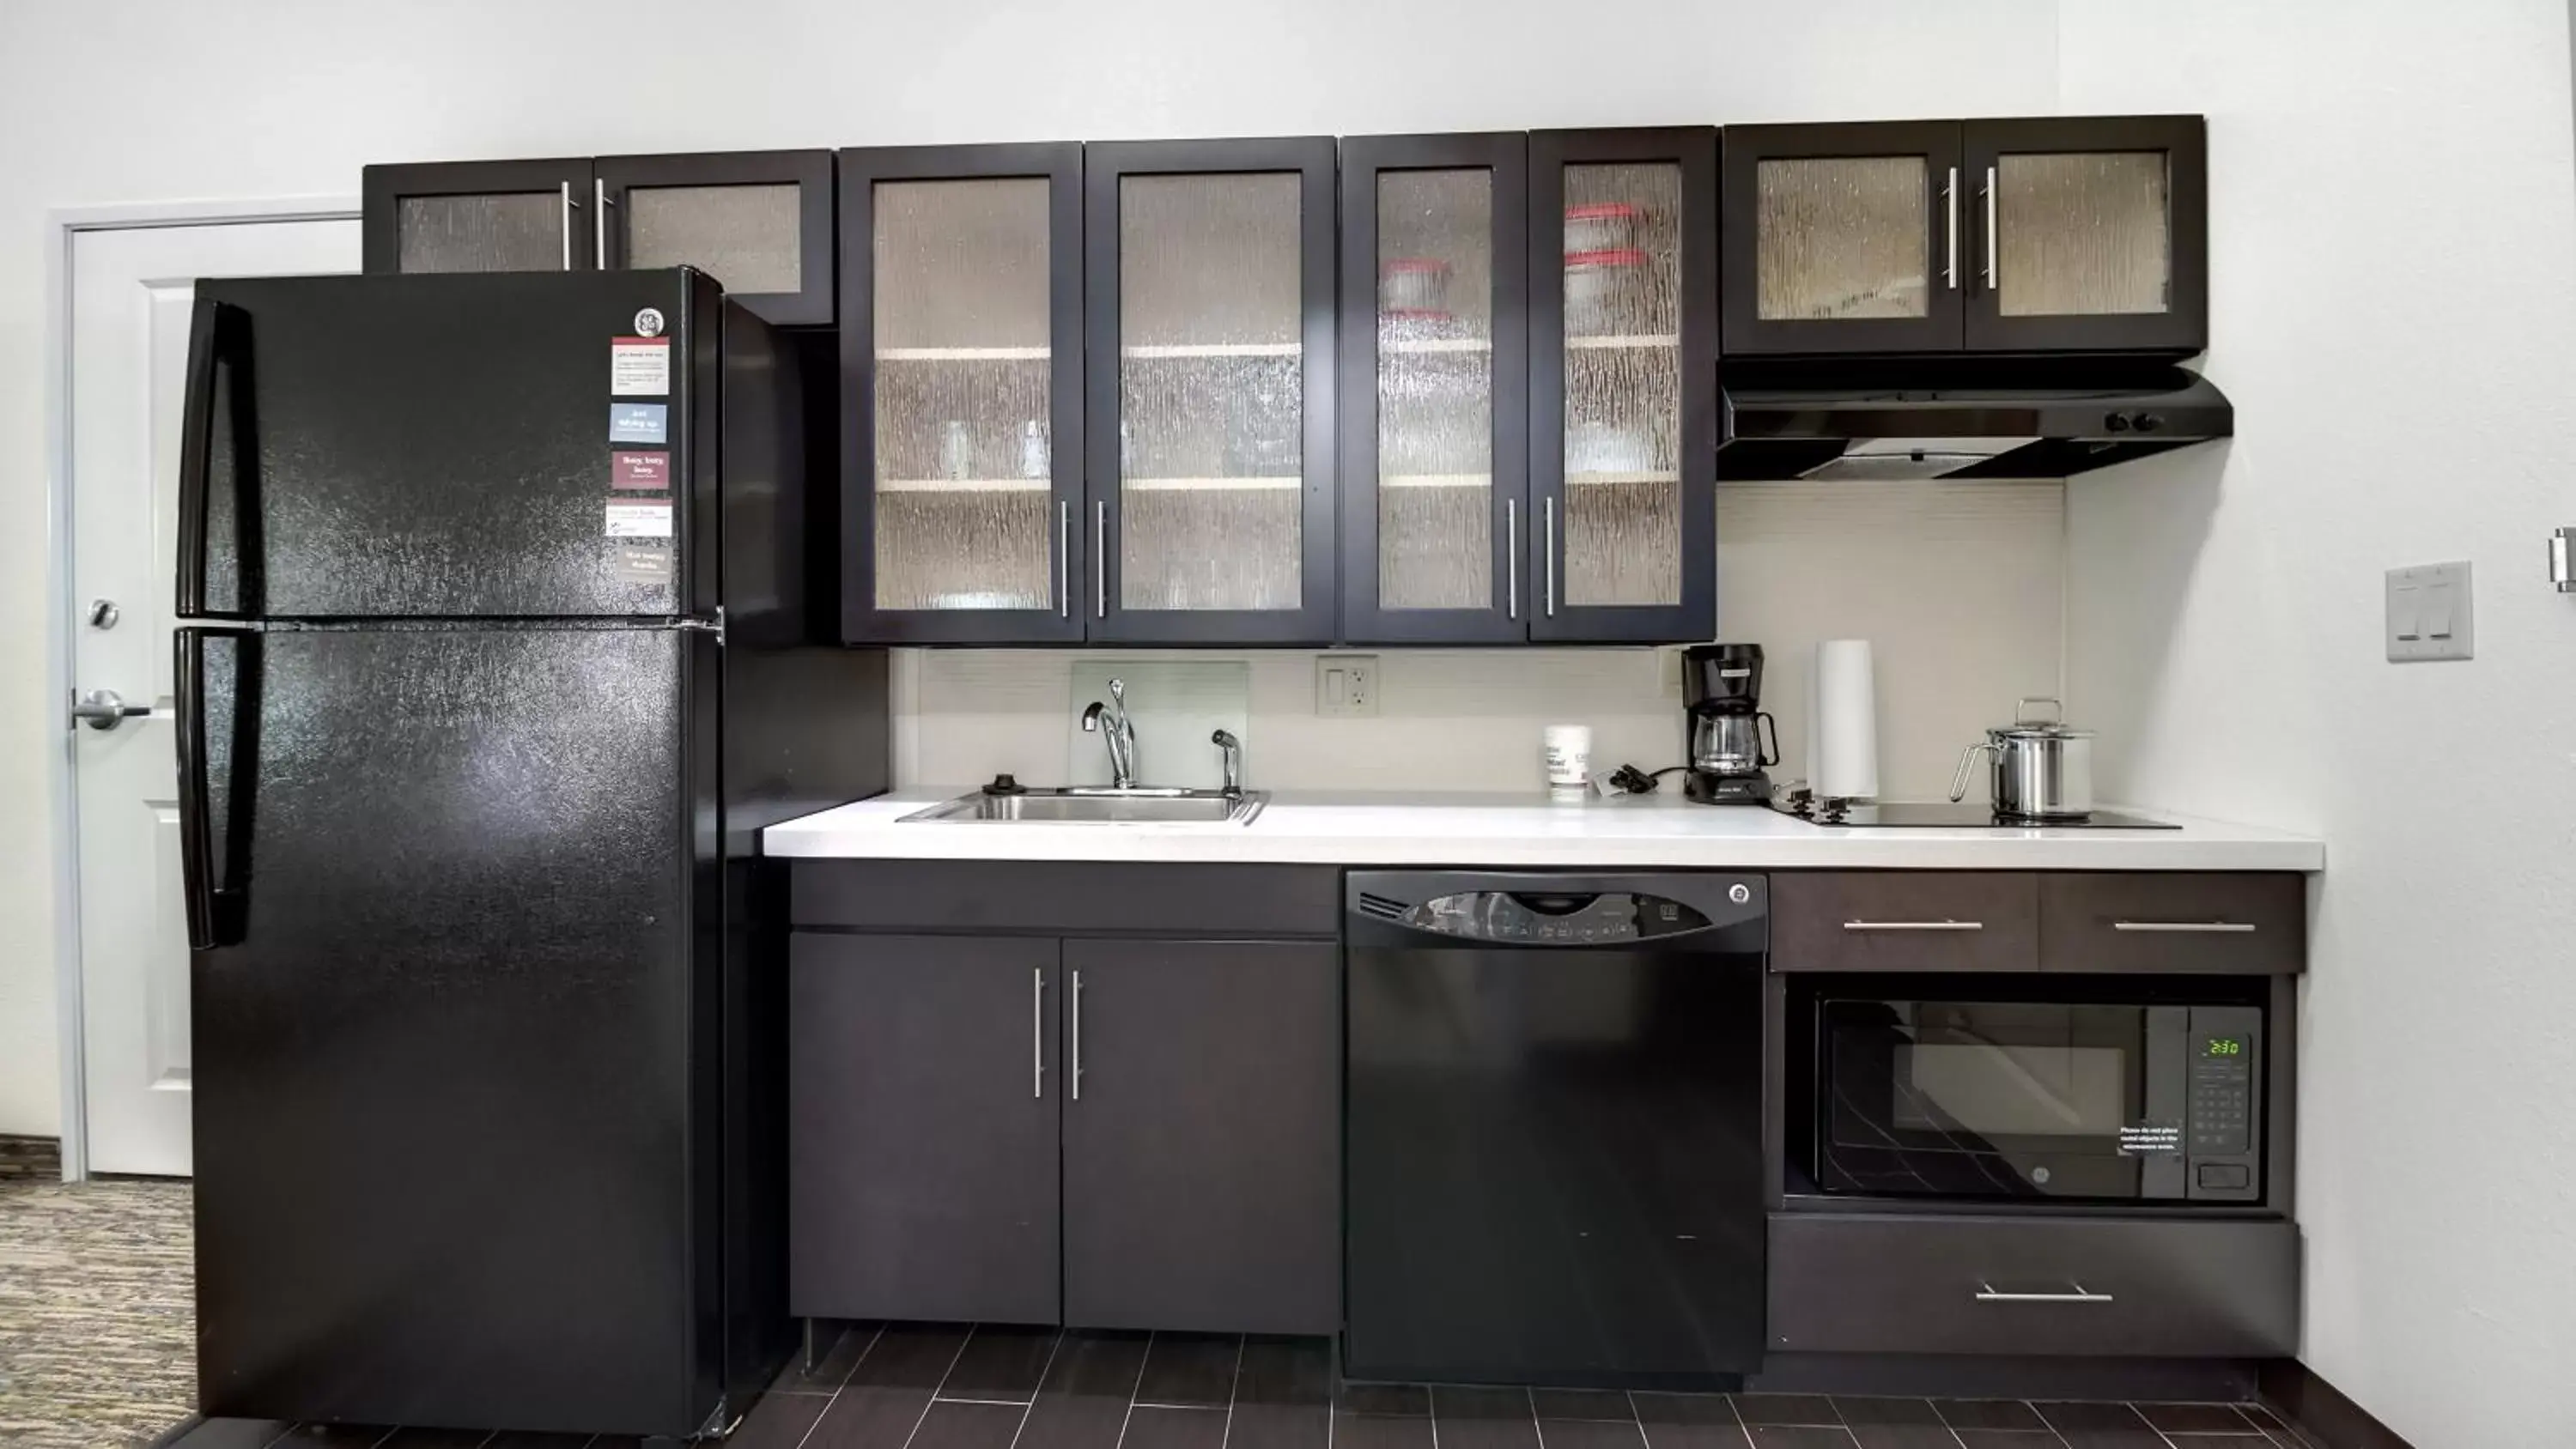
[609,403,667,444]
[605,500,673,538]
[612,543,672,583]
[610,336,671,397]
[611,450,670,490]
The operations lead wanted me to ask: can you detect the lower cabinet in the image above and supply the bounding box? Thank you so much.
[1767,1213,2300,1357]
[789,931,1341,1334]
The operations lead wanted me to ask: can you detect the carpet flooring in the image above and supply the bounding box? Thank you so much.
[0,1153,197,1448]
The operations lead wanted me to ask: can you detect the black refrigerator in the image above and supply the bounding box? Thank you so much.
[173,268,886,1440]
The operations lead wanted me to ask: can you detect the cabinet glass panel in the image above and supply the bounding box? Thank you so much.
[1119,172,1303,612]
[1996,152,2171,317]
[1561,163,1681,608]
[1754,156,1929,321]
[1377,168,1493,611]
[628,182,803,294]
[872,177,1054,612]
[396,193,564,273]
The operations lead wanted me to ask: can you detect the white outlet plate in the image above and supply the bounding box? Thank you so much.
[1316,654,1379,717]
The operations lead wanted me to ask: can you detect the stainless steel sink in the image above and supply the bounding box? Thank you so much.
[899,787,1268,826]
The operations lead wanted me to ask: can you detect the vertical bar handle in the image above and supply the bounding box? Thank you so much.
[560,180,580,271]
[173,630,248,950]
[1070,968,1084,1100]
[1058,501,1071,619]
[594,178,612,270]
[1983,166,1998,291]
[1543,497,1558,617]
[1094,502,1107,619]
[1943,167,1959,289]
[1031,967,1045,1098]
[1505,498,1519,620]
[174,300,226,619]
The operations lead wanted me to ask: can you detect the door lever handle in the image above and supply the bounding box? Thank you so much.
[70,688,150,731]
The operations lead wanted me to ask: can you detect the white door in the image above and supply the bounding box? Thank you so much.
[69,217,359,1176]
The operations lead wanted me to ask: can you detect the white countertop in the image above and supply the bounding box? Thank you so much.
[762,789,2324,872]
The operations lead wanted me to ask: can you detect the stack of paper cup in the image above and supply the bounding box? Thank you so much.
[1807,640,1880,801]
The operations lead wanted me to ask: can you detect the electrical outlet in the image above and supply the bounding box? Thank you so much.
[1316,654,1379,717]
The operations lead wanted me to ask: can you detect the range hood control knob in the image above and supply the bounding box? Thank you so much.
[2134,412,2166,433]
[2105,412,2131,432]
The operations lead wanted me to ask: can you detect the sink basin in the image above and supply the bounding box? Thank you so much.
[899,787,1268,826]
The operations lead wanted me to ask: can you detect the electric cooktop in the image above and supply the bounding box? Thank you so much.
[1770,799,2180,829]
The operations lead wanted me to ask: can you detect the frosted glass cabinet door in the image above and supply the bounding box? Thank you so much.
[1339,133,1528,644]
[840,144,1085,644]
[362,159,596,275]
[1529,129,1716,644]
[1721,122,1965,355]
[1964,116,2208,353]
[1085,139,1337,645]
[598,149,835,326]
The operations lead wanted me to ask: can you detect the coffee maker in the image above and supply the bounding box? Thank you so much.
[1684,643,1778,804]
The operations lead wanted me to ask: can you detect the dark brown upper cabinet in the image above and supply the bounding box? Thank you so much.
[365,151,835,326]
[363,158,598,275]
[1084,137,1339,646]
[1338,132,1531,645]
[837,143,1087,645]
[595,149,835,326]
[1722,116,2206,357]
[1528,127,1718,644]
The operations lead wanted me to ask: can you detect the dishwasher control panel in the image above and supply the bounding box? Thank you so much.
[1405,891,1709,943]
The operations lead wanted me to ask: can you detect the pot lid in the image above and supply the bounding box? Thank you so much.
[1986,697,2094,739]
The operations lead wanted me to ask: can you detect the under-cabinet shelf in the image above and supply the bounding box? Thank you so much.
[875,346,1052,361]
[878,477,1053,494]
[1381,473,1492,489]
[1379,337,1493,355]
[1568,470,1680,486]
[1121,343,1303,359]
[1565,333,1681,350]
[1123,476,1303,492]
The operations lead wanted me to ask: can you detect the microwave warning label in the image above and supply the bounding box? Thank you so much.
[2117,1123,2184,1156]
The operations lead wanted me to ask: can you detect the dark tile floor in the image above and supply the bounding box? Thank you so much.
[167,1324,2313,1449]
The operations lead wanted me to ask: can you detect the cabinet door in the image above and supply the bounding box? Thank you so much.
[840,144,1086,643]
[1060,939,1340,1333]
[596,149,834,326]
[1964,116,2207,354]
[1528,128,1716,643]
[788,934,1061,1325]
[1085,139,1338,645]
[362,159,596,275]
[1720,122,1965,356]
[1339,133,1529,644]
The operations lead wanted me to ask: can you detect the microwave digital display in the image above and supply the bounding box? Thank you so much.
[2206,1038,2245,1057]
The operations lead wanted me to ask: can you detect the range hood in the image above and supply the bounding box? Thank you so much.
[1718,358,2232,481]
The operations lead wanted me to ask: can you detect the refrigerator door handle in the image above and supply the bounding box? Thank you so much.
[176,300,248,619]
[174,629,249,949]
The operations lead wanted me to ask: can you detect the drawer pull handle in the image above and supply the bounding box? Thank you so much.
[1976,1282,2115,1304]
[2112,920,2257,934]
[1844,919,1984,932]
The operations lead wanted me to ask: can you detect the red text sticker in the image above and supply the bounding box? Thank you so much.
[611,451,670,490]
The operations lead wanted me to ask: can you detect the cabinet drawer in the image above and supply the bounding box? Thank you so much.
[1767,1213,2299,1357]
[2041,874,2306,974]
[793,861,1340,937]
[1772,873,2038,972]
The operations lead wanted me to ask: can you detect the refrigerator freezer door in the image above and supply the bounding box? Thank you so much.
[178,270,719,621]
[185,625,720,1436]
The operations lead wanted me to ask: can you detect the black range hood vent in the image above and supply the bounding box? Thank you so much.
[1718,357,2232,482]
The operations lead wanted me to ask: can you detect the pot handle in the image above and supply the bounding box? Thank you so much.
[2016,696,2064,726]
[1948,742,1996,803]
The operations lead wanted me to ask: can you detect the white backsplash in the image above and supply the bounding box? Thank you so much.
[892,480,2067,800]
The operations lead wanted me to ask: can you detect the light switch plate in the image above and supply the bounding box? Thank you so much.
[1316,654,1379,716]
[2387,561,2474,661]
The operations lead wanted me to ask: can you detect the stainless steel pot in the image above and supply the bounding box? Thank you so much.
[1948,697,2095,820]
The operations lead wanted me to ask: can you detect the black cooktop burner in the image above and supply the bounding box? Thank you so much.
[1771,799,2180,830]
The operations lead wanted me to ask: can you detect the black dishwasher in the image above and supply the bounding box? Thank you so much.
[1346,871,1768,1386]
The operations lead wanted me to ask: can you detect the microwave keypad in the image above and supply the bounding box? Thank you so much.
[2188,1048,2254,1155]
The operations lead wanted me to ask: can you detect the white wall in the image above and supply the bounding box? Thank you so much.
[897,481,2067,796]
[2059,5,2576,1446]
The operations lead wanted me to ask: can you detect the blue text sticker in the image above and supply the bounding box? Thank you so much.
[610,403,668,445]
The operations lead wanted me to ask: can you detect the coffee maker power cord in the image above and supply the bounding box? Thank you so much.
[1606,764,1689,795]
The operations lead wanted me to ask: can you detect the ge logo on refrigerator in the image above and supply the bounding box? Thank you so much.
[632,307,665,337]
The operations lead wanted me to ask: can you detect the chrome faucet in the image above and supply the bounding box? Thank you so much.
[1211,729,1242,797]
[1080,677,1139,789]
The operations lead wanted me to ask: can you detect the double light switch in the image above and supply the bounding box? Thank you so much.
[2387,561,2474,662]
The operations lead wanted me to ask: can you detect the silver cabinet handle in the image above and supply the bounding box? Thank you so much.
[1844,919,1984,932]
[1031,967,1045,1098]
[1943,166,1959,289]
[1093,502,1107,619]
[1543,496,1557,617]
[1983,165,1998,290]
[594,178,612,269]
[560,180,580,271]
[1977,1282,2114,1304]
[1505,498,1519,620]
[1058,501,1071,619]
[2113,920,2257,934]
[1070,968,1084,1100]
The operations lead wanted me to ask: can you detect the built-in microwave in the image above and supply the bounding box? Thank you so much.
[1795,975,2267,1206]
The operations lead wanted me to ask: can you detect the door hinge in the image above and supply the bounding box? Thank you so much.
[2552,528,2574,593]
